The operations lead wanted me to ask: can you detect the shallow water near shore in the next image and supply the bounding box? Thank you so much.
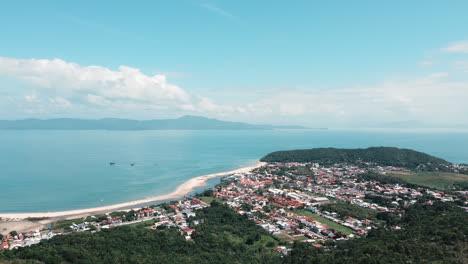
[1,129,467,213]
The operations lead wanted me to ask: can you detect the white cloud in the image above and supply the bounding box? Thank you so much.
[0,57,256,119]
[0,56,467,127]
[442,40,468,54]
[0,57,190,102]
[0,57,193,112]
[24,92,39,103]
[231,72,468,126]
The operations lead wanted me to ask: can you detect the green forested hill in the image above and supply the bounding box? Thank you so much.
[285,201,468,264]
[1,204,281,264]
[260,147,452,170]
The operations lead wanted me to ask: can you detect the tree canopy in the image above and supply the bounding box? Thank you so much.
[261,147,452,171]
[285,201,468,264]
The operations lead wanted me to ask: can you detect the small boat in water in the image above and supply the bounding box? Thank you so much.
[109,162,116,165]
[130,163,135,166]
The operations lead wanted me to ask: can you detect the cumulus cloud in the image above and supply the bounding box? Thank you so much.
[442,40,468,54]
[0,56,467,127]
[0,57,257,119]
[0,57,191,110]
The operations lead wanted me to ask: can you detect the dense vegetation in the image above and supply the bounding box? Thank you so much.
[2,201,466,264]
[286,201,468,264]
[261,147,452,170]
[1,204,281,264]
[359,171,410,185]
[454,182,468,190]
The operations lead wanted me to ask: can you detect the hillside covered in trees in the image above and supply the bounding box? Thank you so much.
[1,201,466,264]
[261,147,453,171]
[285,201,468,264]
[0,204,281,264]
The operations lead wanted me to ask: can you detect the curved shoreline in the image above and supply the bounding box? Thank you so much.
[0,161,266,219]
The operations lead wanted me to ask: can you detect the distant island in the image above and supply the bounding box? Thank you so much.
[0,115,319,130]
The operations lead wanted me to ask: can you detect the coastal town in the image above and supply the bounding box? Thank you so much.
[1,162,467,254]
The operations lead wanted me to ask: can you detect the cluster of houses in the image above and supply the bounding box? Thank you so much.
[2,161,466,252]
[211,162,467,246]
[214,168,365,244]
[1,198,209,250]
[1,230,60,250]
[151,198,207,240]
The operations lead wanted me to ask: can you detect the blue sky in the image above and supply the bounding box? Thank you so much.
[1,0,468,127]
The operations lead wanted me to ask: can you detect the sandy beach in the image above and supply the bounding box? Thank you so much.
[0,161,266,220]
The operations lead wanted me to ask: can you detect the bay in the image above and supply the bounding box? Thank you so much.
[0,129,467,213]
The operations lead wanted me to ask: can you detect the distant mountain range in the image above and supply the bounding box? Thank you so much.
[0,115,317,130]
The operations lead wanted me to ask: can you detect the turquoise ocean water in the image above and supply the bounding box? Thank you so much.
[1,129,467,213]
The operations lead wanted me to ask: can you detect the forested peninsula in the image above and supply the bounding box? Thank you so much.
[261,147,455,171]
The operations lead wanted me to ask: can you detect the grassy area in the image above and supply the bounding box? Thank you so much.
[25,217,50,222]
[274,233,308,243]
[292,235,309,241]
[119,219,157,228]
[216,230,277,249]
[320,201,377,220]
[52,218,86,229]
[274,233,293,241]
[289,209,354,235]
[198,196,223,204]
[390,171,468,190]
[253,234,278,247]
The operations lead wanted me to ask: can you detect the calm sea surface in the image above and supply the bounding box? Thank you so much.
[1,129,467,213]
